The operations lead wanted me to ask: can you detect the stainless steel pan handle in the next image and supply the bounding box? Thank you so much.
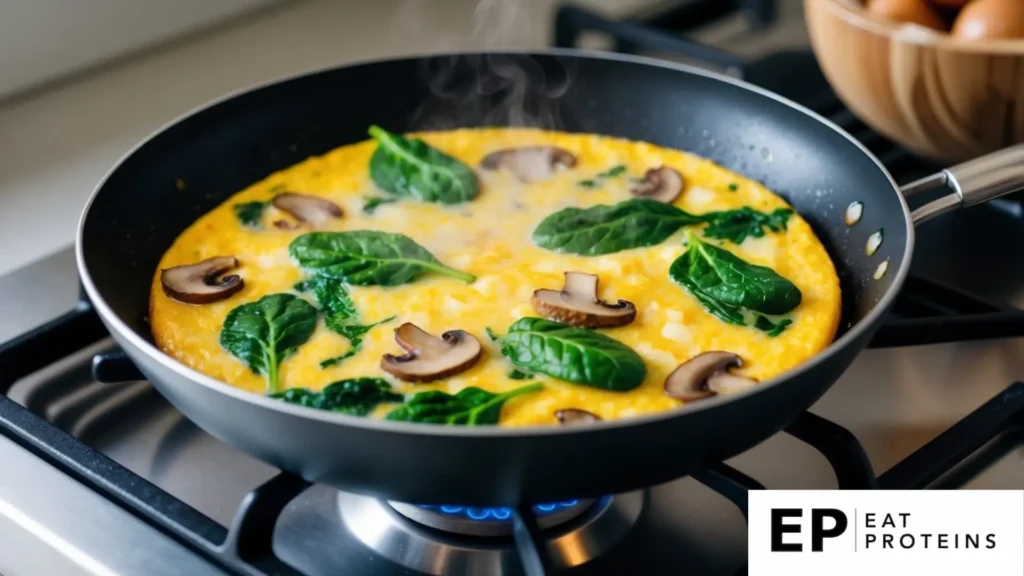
[905,143,1024,224]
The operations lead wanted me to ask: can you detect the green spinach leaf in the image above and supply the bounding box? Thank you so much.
[290,231,475,285]
[500,317,646,391]
[363,196,398,214]
[670,232,801,335]
[220,294,318,393]
[533,199,701,256]
[367,125,479,205]
[271,378,403,415]
[701,207,793,244]
[385,383,542,426]
[233,201,267,228]
[508,369,533,380]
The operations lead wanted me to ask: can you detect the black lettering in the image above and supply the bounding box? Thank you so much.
[900,534,915,549]
[921,533,932,548]
[966,534,979,549]
[882,513,895,528]
[954,533,960,548]
[986,534,996,549]
[938,534,948,549]
[865,513,875,528]
[865,534,876,548]
[771,509,802,552]
[883,534,894,548]
[899,512,910,528]
[811,509,848,552]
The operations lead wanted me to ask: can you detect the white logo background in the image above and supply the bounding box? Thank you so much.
[749,491,1023,575]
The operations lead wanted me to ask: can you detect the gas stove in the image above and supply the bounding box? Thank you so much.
[3,2,1024,575]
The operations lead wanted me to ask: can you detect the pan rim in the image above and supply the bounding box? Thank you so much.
[75,47,915,438]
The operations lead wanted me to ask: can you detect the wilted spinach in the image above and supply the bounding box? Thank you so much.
[233,201,267,229]
[271,378,403,415]
[320,316,396,368]
[508,369,533,380]
[385,383,542,426]
[670,232,801,336]
[500,318,646,391]
[220,294,318,393]
[701,207,793,245]
[533,199,794,255]
[533,199,702,256]
[303,275,393,368]
[290,231,475,285]
[367,125,479,204]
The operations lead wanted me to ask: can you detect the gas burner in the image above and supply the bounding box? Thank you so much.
[338,491,644,575]
[389,498,594,537]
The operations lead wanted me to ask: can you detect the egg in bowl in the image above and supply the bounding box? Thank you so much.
[150,127,841,427]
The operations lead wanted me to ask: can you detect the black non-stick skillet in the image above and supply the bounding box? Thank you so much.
[73,50,1024,507]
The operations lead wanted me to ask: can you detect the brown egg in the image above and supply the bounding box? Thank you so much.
[952,0,1024,39]
[930,0,970,8]
[865,0,947,30]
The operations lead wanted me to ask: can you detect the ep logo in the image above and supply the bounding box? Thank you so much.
[771,508,848,552]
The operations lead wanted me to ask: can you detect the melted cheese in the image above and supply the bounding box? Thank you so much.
[150,128,841,426]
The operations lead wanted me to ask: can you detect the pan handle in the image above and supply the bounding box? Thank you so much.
[905,143,1024,224]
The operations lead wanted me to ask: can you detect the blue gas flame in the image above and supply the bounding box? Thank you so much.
[419,500,582,521]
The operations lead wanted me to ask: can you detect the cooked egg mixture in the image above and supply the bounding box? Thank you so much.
[150,128,841,426]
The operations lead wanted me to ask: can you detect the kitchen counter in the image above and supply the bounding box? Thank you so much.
[0,0,807,277]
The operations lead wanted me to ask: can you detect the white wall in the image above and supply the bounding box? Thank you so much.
[0,0,280,98]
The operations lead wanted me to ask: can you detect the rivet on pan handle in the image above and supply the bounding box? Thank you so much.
[906,143,1024,225]
[92,349,145,383]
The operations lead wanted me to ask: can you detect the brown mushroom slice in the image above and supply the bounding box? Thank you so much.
[555,408,601,425]
[530,272,636,328]
[160,256,243,304]
[271,193,343,227]
[705,371,757,395]
[631,166,684,204]
[380,323,483,382]
[479,146,577,184]
[664,351,743,401]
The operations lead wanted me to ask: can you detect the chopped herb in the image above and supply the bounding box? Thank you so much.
[363,196,398,214]
[233,201,268,229]
[728,183,738,191]
[484,327,502,342]
[577,179,597,188]
[508,369,533,380]
[596,165,627,178]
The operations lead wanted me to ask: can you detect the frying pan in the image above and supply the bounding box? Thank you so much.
[75,50,1024,506]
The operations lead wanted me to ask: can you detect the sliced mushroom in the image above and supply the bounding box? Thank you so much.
[664,351,756,402]
[380,323,482,382]
[271,193,343,227]
[160,256,243,304]
[480,146,577,184]
[555,408,601,425]
[530,272,636,328]
[631,166,684,204]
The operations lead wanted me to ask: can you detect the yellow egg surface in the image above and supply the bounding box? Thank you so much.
[150,128,841,427]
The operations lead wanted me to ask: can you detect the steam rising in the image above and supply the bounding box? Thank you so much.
[395,0,575,130]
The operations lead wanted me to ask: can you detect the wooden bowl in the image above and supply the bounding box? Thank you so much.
[805,0,1024,164]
